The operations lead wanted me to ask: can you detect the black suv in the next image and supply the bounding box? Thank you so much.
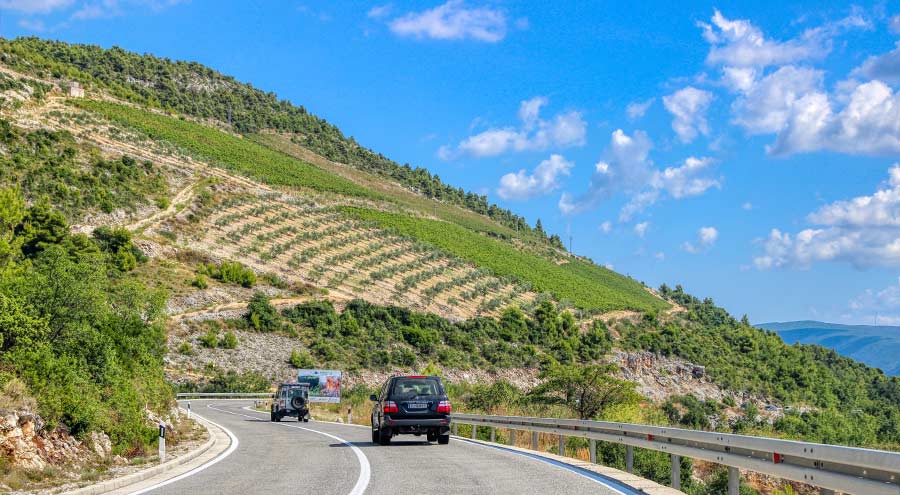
[271,382,310,422]
[370,375,451,445]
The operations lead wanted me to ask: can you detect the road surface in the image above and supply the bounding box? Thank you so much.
[143,400,635,495]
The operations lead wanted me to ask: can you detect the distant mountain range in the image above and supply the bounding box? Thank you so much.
[758,321,900,376]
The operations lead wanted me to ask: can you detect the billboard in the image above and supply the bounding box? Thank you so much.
[296,369,342,403]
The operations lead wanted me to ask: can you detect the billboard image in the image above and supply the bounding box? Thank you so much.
[296,369,342,403]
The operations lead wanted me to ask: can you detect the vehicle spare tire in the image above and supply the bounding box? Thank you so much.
[291,396,307,410]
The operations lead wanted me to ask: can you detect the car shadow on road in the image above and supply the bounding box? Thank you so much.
[329,441,435,448]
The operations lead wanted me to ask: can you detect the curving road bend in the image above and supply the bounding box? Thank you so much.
[145,400,632,495]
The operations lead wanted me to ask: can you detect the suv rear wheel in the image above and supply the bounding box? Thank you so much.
[438,433,450,445]
[378,427,392,445]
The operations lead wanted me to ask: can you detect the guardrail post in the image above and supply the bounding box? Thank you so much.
[625,445,634,473]
[532,431,539,450]
[589,439,597,464]
[490,428,495,443]
[471,424,477,439]
[728,466,739,495]
[508,429,516,446]
[671,454,681,490]
[452,423,458,436]
[558,434,565,457]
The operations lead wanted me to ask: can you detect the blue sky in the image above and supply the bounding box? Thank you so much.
[3,0,900,325]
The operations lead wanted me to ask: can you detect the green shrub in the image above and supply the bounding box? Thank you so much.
[247,292,279,331]
[289,348,315,368]
[198,329,218,348]
[191,274,208,289]
[220,331,238,349]
[177,342,194,355]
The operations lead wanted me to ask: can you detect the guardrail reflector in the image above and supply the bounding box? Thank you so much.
[773,453,783,463]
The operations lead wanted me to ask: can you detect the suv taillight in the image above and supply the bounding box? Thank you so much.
[383,401,399,414]
[437,400,451,413]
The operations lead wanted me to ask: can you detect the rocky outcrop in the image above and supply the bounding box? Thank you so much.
[610,350,741,403]
[0,410,87,471]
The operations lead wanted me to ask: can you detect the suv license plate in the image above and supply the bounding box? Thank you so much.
[407,403,427,409]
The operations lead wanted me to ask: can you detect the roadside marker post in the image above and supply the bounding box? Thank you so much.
[186,402,191,420]
[158,423,166,463]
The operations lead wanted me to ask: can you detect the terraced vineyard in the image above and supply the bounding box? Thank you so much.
[167,190,538,320]
[344,207,667,314]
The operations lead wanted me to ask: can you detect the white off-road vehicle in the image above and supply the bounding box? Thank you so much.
[271,382,310,422]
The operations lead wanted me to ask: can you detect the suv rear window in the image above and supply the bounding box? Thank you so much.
[391,377,442,399]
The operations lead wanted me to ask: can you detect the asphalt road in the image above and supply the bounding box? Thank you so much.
[146,400,630,495]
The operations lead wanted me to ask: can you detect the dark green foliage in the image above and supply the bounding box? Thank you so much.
[464,380,523,413]
[662,395,722,430]
[198,329,218,349]
[528,364,641,419]
[220,331,238,349]
[623,284,900,445]
[246,292,279,331]
[175,370,269,393]
[274,298,620,372]
[687,466,759,495]
[198,261,256,287]
[0,192,169,453]
[92,226,146,271]
[289,348,315,368]
[596,442,694,490]
[0,119,167,219]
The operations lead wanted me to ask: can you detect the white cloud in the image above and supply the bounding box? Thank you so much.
[655,251,666,261]
[890,15,900,35]
[652,156,720,199]
[848,277,900,323]
[443,97,586,159]
[698,9,867,68]
[367,4,392,19]
[768,80,900,156]
[620,156,720,221]
[559,129,653,215]
[701,11,896,156]
[852,41,900,86]
[559,130,719,218]
[634,222,649,238]
[626,98,654,120]
[603,263,615,270]
[663,87,714,143]
[0,0,73,13]
[754,165,900,269]
[683,226,719,253]
[599,221,612,234]
[742,202,753,211]
[730,65,823,134]
[497,154,573,200]
[388,0,507,42]
[17,18,47,31]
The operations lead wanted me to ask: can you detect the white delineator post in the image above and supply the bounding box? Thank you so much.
[186,402,191,420]
[158,423,166,463]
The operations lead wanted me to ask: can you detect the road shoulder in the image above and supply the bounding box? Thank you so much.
[63,411,235,495]
[453,436,686,495]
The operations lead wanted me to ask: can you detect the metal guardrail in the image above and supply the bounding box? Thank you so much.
[453,413,900,495]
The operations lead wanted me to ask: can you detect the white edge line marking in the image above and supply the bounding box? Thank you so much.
[211,403,371,495]
[239,405,369,429]
[452,437,630,495]
[127,413,239,495]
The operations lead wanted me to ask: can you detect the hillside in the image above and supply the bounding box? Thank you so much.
[758,321,900,376]
[1,36,899,493]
